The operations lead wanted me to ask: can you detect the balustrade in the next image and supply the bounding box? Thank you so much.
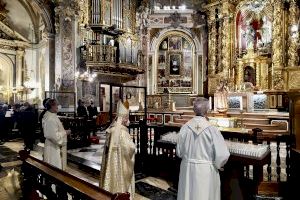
[84,44,117,64]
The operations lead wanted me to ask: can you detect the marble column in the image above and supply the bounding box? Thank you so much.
[46,33,56,91]
[55,0,79,92]
[16,49,24,88]
[272,0,284,90]
[287,0,299,68]
[207,8,217,75]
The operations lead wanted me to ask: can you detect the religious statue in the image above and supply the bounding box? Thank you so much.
[214,80,229,113]
[243,22,255,49]
[138,7,149,31]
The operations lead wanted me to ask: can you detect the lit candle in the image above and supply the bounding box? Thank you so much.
[209,97,212,110]
[240,97,243,111]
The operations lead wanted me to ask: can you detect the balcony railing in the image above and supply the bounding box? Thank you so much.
[84,44,117,64]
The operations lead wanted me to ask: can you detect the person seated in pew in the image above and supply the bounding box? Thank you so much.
[42,99,70,170]
[99,100,135,200]
[176,97,230,200]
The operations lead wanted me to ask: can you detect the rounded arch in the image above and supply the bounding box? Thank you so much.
[150,28,202,53]
[31,0,55,34]
[0,53,14,103]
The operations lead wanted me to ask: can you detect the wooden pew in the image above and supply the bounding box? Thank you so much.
[19,150,129,200]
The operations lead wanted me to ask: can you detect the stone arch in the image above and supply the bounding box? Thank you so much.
[0,53,14,103]
[150,28,202,53]
[30,0,55,34]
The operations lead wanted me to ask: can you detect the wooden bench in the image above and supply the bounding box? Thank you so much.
[19,150,129,200]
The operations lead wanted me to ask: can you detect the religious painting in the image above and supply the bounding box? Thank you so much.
[183,38,191,50]
[169,54,181,75]
[169,36,181,50]
[159,39,168,50]
[244,66,256,85]
[236,1,272,54]
[158,52,166,65]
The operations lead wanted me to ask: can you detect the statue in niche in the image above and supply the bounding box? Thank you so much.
[243,21,255,49]
[244,66,256,85]
[214,80,229,113]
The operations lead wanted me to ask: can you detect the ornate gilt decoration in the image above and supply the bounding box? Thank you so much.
[287,0,299,68]
[271,0,284,90]
[221,2,234,80]
[207,7,216,75]
[288,70,300,89]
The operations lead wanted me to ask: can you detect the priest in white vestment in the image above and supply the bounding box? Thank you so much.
[100,100,135,199]
[176,97,230,200]
[42,99,68,170]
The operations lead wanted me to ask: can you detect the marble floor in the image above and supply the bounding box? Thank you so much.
[0,135,287,200]
[0,139,175,200]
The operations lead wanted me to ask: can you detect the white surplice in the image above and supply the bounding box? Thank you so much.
[42,111,67,170]
[176,116,230,200]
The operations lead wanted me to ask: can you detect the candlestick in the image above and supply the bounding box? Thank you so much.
[209,97,212,110]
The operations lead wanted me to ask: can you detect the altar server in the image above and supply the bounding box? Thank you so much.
[100,100,135,199]
[176,97,230,200]
[42,99,69,170]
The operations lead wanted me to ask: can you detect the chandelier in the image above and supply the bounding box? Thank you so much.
[75,68,97,82]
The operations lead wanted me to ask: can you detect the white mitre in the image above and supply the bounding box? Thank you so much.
[117,100,129,117]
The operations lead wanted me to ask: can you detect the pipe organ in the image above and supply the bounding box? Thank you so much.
[89,0,127,30]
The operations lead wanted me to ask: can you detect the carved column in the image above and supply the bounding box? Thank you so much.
[207,8,217,75]
[237,60,244,88]
[55,0,79,92]
[260,60,269,90]
[221,2,234,79]
[256,61,261,87]
[272,0,284,90]
[287,0,299,68]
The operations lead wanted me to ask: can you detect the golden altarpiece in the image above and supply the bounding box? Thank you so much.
[205,0,300,110]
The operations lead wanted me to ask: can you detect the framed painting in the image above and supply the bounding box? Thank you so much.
[166,52,183,77]
[169,36,182,50]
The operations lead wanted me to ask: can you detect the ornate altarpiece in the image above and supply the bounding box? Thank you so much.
[205,0,300,108]
[0,20,30,103]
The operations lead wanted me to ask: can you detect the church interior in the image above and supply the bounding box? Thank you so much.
[0,0,300,199]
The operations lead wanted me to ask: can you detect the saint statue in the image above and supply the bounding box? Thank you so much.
[214,80,229,113]
[243,22,255,49]
[99,100,135,199]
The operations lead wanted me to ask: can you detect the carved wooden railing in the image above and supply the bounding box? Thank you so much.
[85,44,117,64]
[128,122,292,183]
[19,150,129,200]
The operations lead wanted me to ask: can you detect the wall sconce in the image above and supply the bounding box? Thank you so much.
[291,24,299,39]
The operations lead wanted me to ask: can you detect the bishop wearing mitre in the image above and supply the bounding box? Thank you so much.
[99,100,135,199]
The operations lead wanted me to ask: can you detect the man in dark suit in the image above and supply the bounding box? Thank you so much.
[77,99,88,118]
[87,101,98,119]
